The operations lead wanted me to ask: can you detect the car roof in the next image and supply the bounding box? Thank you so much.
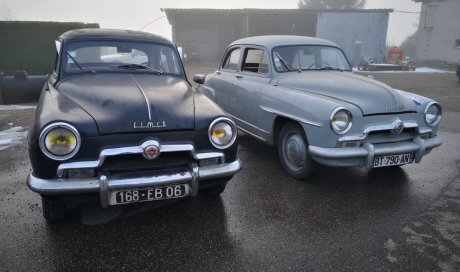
[229,35,339,48]
[60,28,173,45]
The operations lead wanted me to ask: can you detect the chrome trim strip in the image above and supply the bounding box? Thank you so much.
[28,159,243,196]
[57,140,224,177]
[260,106,321,127]
[237,126,267,142]
[129,74,152,121]
[229,114,270,135]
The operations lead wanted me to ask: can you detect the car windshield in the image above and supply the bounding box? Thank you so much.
[63,41,182,75]
[272,45,351,72]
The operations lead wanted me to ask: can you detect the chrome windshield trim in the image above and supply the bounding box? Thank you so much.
[260,106,321,127]
[339,120,419,142]
[57,140,224,177]
[129,74,152,121]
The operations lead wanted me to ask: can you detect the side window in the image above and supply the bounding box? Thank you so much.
[222,48,241,71]
[242,48,268,74]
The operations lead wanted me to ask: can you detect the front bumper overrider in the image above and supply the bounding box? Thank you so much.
[309,136,442,169]
[28,159,242,208]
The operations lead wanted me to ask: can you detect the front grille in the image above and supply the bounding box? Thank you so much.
[98,152,194,174]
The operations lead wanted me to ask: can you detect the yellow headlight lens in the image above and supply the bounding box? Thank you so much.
[45,128,77,156]
[209,120,235,149]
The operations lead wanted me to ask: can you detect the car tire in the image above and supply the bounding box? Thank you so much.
[200,183,227,197]
[42,196,67,224]
[278,122,316,180]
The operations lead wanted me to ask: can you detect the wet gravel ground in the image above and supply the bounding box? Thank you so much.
[0,66,459,271]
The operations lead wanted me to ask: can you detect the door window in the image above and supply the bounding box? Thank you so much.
[242,48,269,74]
[221,48,241,71]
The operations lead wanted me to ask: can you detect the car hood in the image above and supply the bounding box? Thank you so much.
[275,71,417,115]
[57,74,194,135]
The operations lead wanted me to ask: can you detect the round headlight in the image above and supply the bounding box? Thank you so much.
[208,117,237,149]
[424,102,442,126]
[39,123,80,161]
[330,108,352,134]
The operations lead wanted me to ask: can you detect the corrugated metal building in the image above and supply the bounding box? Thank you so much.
[163,8,392,66]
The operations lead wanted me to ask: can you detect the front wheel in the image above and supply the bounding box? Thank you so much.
[277,122,316,180]
[200,183,227,197]
[42,196,67,224]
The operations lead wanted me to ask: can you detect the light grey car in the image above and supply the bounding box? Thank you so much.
[194,35,442,180]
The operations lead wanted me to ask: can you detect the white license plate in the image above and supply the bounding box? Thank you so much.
[373,153,414,168]
[109,184,190,206]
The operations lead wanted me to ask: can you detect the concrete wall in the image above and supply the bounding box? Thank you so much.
[416,0,460,64]
[316,12,389,67]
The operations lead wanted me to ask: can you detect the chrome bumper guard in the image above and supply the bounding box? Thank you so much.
[27,159,242,208]
[309,136,442,169]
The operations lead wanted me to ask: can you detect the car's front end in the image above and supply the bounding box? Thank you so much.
[308,101,442,169]
[27,29,242,223]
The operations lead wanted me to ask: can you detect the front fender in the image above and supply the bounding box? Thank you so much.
[259,85,362,146]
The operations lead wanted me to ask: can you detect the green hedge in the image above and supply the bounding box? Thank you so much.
[0,21,99,75]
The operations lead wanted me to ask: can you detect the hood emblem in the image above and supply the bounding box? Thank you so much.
[393,122,404,134]
[143,145,160,160]
[385,104,405,111]
[134,121,166,129]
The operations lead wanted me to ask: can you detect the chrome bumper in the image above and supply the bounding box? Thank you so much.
[309,136,442,169]
[27,159,242,207]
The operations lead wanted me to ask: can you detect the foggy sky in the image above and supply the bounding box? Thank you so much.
[0,0,421,46]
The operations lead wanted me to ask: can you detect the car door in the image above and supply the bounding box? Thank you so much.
[228,46,271,136]
[211,46,242,113]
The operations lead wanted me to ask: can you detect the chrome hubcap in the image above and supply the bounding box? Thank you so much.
[284,133,306,171]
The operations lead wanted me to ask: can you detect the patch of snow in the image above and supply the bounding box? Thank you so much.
[0,126,27,151]
[0,105,36,111]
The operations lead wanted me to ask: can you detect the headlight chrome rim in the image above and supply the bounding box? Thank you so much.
[39,122,81,161]
[424,102,442,126]
[330,107,352,135]
[208,117,237,149]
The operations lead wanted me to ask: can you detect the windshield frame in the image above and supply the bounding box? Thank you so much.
[58,38,185,80]
[271,44,352,73]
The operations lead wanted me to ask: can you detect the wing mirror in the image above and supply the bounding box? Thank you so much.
[193,74,206,84]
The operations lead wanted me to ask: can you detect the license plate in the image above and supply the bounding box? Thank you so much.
[373,153,414,168]
[109,184,190,206]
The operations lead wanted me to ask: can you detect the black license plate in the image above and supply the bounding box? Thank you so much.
[109,184,190,205]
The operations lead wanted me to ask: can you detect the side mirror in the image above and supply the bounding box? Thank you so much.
[193,74,206,84]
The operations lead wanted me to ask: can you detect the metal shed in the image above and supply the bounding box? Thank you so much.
[163,8,392,65]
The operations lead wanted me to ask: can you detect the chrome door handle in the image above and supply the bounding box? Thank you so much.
[235,74,243,79]
[216,71,222,75]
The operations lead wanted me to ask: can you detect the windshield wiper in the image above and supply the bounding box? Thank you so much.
[117,64,163,74]
[65,51,96,74]
[315,66,344,72]
[274,52,301,72]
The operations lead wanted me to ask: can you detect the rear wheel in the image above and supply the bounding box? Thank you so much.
[277,122,316,180]
[42,196,67,224]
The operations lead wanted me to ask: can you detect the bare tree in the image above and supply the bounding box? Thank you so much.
[298,0,367,9]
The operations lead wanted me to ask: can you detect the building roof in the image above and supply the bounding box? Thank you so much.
[60,28,172,44]
[163,8,393,23]
[230,35,338,48]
